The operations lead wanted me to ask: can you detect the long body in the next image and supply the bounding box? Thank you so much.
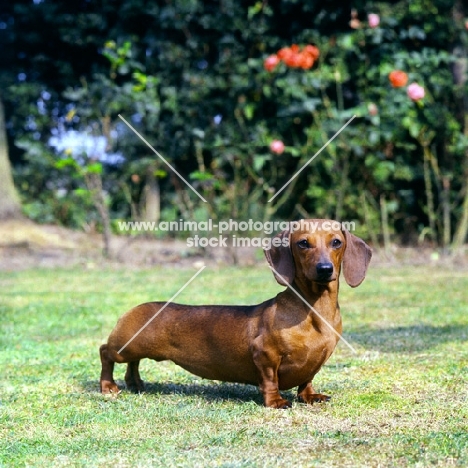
[100,219,371,408]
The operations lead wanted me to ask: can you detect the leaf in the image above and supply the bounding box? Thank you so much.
[132,72,147,85]
[192,128,205,139]
[287,147,301,157]
[118,64,130,74]
[86,162,103,174]
[154,169,167,178]
[247,2,263,19]
[263,86,272,98]
[409,122,421,139]
[74,188,90,197]
[55,158,77,169]
[253,155,266,171]
[65,109,76,122]
[244,104,255,121]
[303,98,321,112]
[373,161,395,184]
[338,34,355,50]
[368,131,380,145]
[190,171,214,181]
[306,185,326,198]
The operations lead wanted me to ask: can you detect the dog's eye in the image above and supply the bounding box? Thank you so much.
[331,239,342,248]
[297,239,309,249]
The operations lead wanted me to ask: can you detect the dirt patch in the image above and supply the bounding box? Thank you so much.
[0,220,260,271]
[0,220,467,271]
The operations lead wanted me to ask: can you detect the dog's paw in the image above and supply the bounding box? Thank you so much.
[298,393,331,404]
[100,380,121,395]
[126,379,145,393]
[266,397,292,409]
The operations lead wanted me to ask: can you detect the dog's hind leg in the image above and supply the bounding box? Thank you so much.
[99,344,120,394]
[125,360,145,393]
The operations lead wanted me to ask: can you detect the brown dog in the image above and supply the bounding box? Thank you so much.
[99,219,371,408]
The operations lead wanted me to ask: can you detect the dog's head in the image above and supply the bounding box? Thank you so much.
[264,219,372,288]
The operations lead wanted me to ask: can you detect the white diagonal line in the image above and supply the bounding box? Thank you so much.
[118,114,208,203]
[268,115,357,203]
[117,266,206,354]
[268,265,357,354]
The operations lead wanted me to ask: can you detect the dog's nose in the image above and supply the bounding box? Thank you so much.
[316,262,334,278]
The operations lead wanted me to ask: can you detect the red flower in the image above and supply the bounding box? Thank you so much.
[389,70,408,88]
[283,51,302,68]
[264,54,280,72]
[277,47,292,60]
[278,45,300,68]
[304,45,320,60]
[299,53,314,70]
[270,44,320,70]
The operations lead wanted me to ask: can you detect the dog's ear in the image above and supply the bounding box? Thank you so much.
[342,230,372,287]
[264,230,295,286]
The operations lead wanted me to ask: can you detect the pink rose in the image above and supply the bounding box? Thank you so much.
[270,140,285,155]
[264,54,280,72]
[407,83,425,101]
[368,13,380,28]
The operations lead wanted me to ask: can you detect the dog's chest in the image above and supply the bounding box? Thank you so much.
[277,323,338,386]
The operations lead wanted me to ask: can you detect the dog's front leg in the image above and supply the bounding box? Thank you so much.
[253,344,291,409]
[125,361,145,393]
[259,372,291,409]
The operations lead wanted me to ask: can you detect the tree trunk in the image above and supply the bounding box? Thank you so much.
[380,194,391,255]
[422,146,437,241]
[334,150,349,221]
[453,182,468,248]
[451,0,468,248]
[441,176,451,253]
[84,172,112,258]
[451,93,468,248]
[0,97,23,220]
[143,165,160,223]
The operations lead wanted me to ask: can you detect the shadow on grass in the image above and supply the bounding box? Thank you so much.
[144,381,266,404]
[348,323,468,353]
[82,379,271,405]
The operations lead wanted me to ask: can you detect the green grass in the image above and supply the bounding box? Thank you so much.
[0,263,467,467]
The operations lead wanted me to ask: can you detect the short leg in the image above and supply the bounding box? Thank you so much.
[260,376,292,409]
[297,381,331,404]
[125,360,145,393]
[253,345,291,409]
[99,344,120,394]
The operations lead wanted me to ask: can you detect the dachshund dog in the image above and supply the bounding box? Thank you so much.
[99,219,371,408]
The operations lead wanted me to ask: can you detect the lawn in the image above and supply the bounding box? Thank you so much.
[0,262,467,467]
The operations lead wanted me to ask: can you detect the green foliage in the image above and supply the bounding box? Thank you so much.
[4,0,468,245]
